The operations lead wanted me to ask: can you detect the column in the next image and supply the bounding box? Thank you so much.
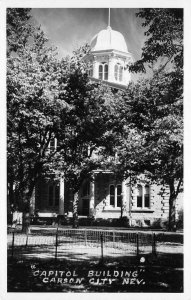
[89,175,95,216]
[142,184,145,208]
[59,176,65,215]
[108,54,115,82]
[93,56,98,79]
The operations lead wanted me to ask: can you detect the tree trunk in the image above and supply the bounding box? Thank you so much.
[73,191,79,228]
[22,211,31,233]
[22,184,35,233]
[168,182,177,232]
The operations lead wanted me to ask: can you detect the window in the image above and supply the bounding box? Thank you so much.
[137,185,142,207]
[48,184,60,207]
[56,139,60,151]
[119,66,123,82]
[117,185,122,207]
[88,66,93,77]
[109,184,122,207]
[144,185,150,208]
[49,138,55,152]
[136,184,150,208]
[99,62,108,80]
[114,64,123,82]
[49,137,57,152]
[110,185,115,206]
[104,64,108,80]
[99,64,103,79]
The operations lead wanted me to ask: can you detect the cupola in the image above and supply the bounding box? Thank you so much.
[85,11,133,87]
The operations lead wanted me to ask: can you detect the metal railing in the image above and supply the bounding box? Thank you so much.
[7,228,183,263]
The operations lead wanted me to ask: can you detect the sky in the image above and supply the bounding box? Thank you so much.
[31,8,146,62]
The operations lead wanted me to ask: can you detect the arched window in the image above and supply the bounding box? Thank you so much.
[88,66,93,77]
[136,184,150,208]
[104,64,108,80]
[137,185,143,208]
[99,62,108,80]
[109,184,122,207]
[117,184,122,207]
[119,66,123,82]
[144,185,150,208]
[99,64,103,79]
[114,63,123,82]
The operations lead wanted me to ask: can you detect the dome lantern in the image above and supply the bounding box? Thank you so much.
[84,9,133,87]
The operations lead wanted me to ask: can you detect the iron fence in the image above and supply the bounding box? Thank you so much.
[7,228,183,263]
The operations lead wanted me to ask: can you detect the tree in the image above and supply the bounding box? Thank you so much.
[7,8,33,55]
[130,8,183,73]
[7,10,72,231]
[114,69,183,231]
[111,8,183,231]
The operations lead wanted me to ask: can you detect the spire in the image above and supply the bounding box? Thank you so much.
[107,8,111,30]
[108,8,110,27]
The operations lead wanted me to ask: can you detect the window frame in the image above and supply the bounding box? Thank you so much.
[109,183,122,208]
[49,137,58,152]
[136,184,150,209]
[114,63,123,82]
[88,65,93,77]
[99,62,108,80]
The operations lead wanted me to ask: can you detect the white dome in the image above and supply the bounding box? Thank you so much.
[90,26,128,53]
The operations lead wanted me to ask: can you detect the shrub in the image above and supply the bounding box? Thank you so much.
[150,218,168,230]
[176,209,183,229]
[117,216,129,227]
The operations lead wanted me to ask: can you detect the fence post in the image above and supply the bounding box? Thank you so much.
[136,233,139,258]
[100,234,104,263]
[152,233,157,256]
[113,231,115,245]
[55,227,58,263]
[84,230,87,246]
[11,231,15,258]
[25,231,29,248]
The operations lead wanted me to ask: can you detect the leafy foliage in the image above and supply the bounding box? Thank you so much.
[130,8,183,73]
[7,8,32,55]
[117,70,183,185]
[7,25,69,209]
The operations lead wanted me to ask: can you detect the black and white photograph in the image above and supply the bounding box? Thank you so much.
[1,0,190,296]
